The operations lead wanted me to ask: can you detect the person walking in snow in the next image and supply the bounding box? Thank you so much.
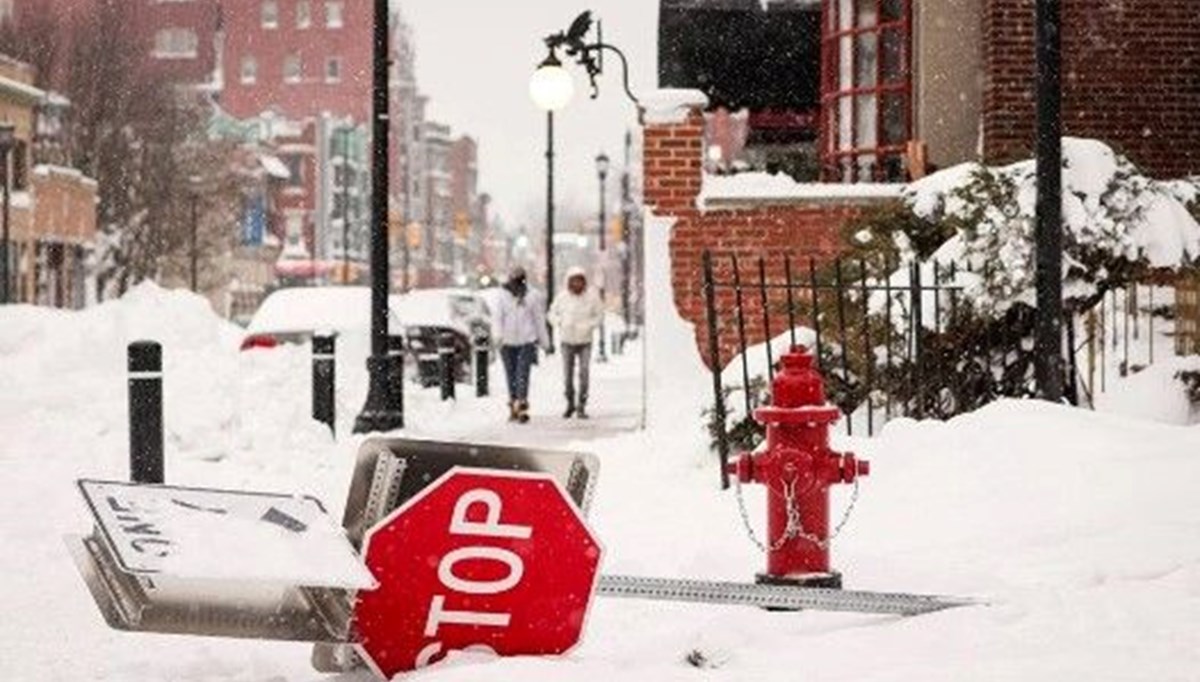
[548,267,605,419]
[496,267,550,423]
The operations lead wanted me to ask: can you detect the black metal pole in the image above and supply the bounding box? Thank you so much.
[189,192,198,293]
[128,341,164,484]
[474,334,490,397]
[312,333,336,434]
[1,152,8,305]
[354,0,404,433]
[341,127,351,285]
[545,110,556,352]
[597,166,608,362]
[1035,0,1065,402]
[621,130,633,337]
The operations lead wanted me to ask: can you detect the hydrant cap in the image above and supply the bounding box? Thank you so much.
[772,345,826,408]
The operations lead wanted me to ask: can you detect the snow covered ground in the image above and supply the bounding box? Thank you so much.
[2,285,1199,681]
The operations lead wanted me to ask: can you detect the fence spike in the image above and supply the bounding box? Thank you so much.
[703,251,731,490]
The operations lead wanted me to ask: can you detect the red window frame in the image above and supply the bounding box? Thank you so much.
[820,0,912,183]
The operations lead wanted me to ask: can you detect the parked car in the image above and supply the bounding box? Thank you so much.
[388,288,493,386]
[240,286,402,351]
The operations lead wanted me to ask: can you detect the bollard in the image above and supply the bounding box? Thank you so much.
[438,334,456,401]
[386,334,405,420]
[312,333,336,435]
[128,341,164,484]
[474,334,490,398]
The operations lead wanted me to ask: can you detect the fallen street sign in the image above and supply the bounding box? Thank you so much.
[68,479,375,642]
[353,467,604,678]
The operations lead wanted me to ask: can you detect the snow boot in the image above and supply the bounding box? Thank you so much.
[563,400,576,419]
[517,400,531,424]
[576,403,589,420]
[508,401,520,422]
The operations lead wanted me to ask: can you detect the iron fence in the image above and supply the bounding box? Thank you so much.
[703,250,1178,487]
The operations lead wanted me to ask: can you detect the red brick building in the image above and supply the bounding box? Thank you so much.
[219,0,370,122]
[820,0,1200,180]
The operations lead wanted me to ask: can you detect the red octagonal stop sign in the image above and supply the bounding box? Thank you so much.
[353,467,603,678]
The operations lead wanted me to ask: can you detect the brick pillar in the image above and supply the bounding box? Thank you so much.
[643,109,704,216]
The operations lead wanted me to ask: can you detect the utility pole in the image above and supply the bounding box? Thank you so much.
[1034,0,1064,401]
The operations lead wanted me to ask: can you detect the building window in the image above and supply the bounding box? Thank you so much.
[325,1,343,28]
[296,0,311,28]
[262,0,279,29]
[152,28,198,59]
[325,57,341,83]
[240,56,257,84]
[283,54,302,83]
[820,0,911,182]
[282,154,304,187]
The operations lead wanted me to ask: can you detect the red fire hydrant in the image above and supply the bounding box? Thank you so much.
[727,345,869,588]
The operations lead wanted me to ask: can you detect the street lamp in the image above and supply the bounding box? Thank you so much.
[354,0,404,433]
[595,151,609,363]
[0,122,14,304]
[529,48,575,352]
[540,11,640,107]
[188,174,201,293]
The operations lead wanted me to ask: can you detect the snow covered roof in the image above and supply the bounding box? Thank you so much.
[257,153,291,180]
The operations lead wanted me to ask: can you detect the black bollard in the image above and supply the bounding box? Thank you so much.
[128,341,164,484]
[474,334,490,398]
[439,334,456,401]
[386,334,405,421]
[312,333,336,434]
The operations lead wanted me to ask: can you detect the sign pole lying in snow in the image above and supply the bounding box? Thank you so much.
[68,439,978,679]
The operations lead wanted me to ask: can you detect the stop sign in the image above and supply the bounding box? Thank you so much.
[353,467,603,678]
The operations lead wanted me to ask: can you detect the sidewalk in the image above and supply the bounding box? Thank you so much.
[401,341,645,448]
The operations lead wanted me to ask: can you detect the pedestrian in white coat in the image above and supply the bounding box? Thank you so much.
[548,267,604,418]
[496,267,550,423]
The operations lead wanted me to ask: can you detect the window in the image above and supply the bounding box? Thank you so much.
[283,54,302,83]
[240,56,257,84]
[282,154,304,186]
[152,28,198,59]
[0,0,13,24]
[820,0,911,182]
[296,0,311,28]
[261,0,279,29]
[325,1,343,28]
[325,57,341,83]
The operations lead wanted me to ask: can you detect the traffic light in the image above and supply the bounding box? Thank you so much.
[406,222,422,249]
[611,216,625,245]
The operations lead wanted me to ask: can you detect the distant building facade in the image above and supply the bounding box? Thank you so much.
[0,54,96,308]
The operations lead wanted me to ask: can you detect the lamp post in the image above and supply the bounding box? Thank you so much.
[595,151,609,363]
[188,174,201,293]
[620,128,634,335]
[1034,0,1064,402]
[340,126,351,285]
[529,48,575,352]
[0,122,14,304]
[354,0,404,434]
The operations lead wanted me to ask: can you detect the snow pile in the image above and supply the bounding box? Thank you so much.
[902,138,1200,312]
[701,173,904,207]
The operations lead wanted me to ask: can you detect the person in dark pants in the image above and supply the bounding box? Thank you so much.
[495,267,549,423]
[548,267,604,418]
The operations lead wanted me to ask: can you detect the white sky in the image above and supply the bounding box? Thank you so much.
[398,0,659,231]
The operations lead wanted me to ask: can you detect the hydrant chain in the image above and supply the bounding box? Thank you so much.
[735,473,861,553]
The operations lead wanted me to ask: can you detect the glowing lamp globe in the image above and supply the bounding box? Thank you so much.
[529,55,575,112]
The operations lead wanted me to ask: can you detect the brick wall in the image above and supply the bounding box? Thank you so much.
[644,106,876,368]
[983,0,1200,178]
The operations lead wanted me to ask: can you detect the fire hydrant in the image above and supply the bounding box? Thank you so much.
[727,345,869,588]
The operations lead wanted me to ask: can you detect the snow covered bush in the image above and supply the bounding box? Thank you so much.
[834,138,1200,416]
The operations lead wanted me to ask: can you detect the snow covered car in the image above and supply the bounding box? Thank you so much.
[240,286,402,351]
[388,288,492,386]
